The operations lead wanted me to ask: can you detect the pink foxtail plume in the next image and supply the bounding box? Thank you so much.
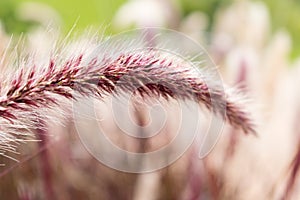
[0,33,256,158]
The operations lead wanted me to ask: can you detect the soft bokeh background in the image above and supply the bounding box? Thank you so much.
[1,0,300,199]
[1,0,300,57]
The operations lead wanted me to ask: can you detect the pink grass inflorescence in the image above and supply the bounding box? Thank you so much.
[0,36,255,158]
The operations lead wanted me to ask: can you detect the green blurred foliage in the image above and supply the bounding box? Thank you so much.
[0,0,300,58]
[0,0,37,34]
[262,0,300,59]
[17,0,126,34]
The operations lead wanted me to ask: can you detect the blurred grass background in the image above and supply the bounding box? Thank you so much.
[1,0,300,58]
[0,0,126,33]
[182,0,300,59]
[1,1,300,199]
